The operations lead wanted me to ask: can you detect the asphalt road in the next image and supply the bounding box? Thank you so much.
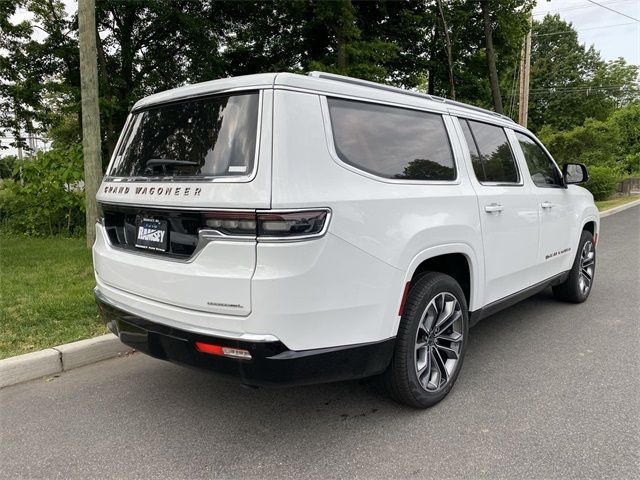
[1,205,639,480]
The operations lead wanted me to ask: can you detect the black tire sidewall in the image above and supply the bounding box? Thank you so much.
[394,273,469,408]
[567,231,596,302]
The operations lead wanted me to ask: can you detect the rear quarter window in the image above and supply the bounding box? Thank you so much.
[327,98,456,181]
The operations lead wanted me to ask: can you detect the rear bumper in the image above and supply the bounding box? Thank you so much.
[96,290,395,386]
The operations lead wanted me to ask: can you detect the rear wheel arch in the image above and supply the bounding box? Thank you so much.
[399,244,481,316]
[583,220,596,236]
[410,253,471,308]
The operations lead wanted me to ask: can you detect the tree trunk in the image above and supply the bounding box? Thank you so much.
[436,0,455,100]
[78,0,103,248]
[481,0,503,113]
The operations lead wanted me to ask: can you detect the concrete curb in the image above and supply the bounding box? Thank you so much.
[0,333,132,389]
[600,198,640,218]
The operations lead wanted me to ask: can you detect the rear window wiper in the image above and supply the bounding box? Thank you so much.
[143,158,199,176]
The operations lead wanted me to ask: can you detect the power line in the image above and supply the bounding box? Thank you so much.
[533,22,638,37]
[585,0,640,23]
[533,0,637,16]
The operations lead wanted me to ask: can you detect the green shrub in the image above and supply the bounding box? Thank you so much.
[0,155,18,179]
[0,145,85,236]
[584,165,620,201]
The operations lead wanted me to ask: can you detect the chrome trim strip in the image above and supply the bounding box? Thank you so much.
[94,287,280,343]
[98,201,258,212]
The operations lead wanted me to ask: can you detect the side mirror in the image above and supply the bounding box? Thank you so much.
[562,163,589,185]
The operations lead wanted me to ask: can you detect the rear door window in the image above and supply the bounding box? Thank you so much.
[109,92,260,179]
[460,119,519,184]
[327,98,456,181]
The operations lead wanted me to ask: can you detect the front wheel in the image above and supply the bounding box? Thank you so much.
[384,272,469,408]
[553,230,596,303]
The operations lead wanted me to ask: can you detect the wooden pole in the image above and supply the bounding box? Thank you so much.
[78,0,103,247]
[518,16,532,127]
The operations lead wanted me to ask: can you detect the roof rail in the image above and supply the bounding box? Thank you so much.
[307,71,515,123]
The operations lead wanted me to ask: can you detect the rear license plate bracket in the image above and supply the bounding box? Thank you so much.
[135,218,169,251]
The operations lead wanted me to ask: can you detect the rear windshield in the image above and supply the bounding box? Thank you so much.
[108,92,259,179]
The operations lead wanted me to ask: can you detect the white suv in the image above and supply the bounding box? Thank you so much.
[94,72,599,407]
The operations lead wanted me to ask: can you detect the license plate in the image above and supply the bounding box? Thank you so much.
[135,218,168,251]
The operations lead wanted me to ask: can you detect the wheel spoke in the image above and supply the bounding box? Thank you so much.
[426,348,440,389]
[435,310,461,335]
[434,298,454,328]
[432,346,449,384]
[417,347,432,385]
[420,302,438,333]
[435,341,459,360]
[436,331,462,343]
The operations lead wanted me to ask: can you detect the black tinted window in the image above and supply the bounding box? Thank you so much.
[460,120,485,181]
[462,119,519,184]
[515,132,562,187]
[327,98,456,181]
[109,92,259,178]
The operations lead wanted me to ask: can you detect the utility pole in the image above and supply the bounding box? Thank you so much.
[78,0,103,248]
[518,16,532,127]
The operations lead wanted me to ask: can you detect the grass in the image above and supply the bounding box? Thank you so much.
[0,235,106,359]
[595,194,640,212]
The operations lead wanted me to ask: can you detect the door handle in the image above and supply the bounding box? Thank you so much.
[541,201,554,209]
[484,203,504,213]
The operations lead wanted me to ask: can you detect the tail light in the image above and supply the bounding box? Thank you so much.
[258,210,329,239]
[203,211,257,236]
[201,209,330,240]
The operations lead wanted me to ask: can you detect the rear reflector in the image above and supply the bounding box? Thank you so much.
[594,233,599,246]
[398,282,411,316]
[194,342,252,360]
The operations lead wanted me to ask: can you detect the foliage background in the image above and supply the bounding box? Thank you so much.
[1,0,639,235]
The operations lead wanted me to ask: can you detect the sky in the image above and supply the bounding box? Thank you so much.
[533,0,640,65]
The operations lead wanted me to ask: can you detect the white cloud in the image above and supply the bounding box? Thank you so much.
[534,0,640,65]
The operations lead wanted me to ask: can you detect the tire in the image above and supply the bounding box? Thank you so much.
[552,230,596,303]
[384,272,469,408]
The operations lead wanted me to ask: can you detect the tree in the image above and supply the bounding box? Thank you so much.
[481,0,503,113]
[0,0,78,154]
[528,15,639,132]
[79,0,102,247]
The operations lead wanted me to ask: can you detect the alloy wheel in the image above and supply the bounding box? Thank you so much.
[414,292,463,392]
[579,240,595,295]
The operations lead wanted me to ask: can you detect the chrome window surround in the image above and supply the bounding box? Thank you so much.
[103,89,264,184]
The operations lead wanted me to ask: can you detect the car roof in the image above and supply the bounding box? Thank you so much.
[132,71,515,127]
